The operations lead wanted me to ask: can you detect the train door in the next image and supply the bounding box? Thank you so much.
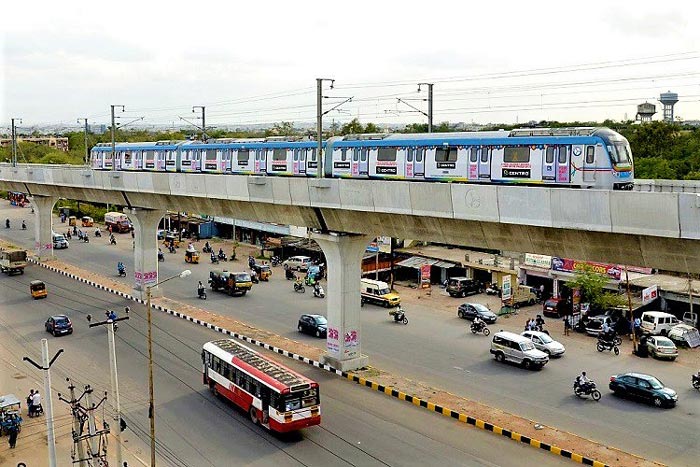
[351,149,360,176]
[542,146,556,182]
[135,150,143,170]
[299,149,306,175]
[478,146,491,179]
[255,149,267,174]
[404,148,413,178]
[467,147,479,180]
[582,145,596,184]
[292,149,300,175]
[555,145,570,183]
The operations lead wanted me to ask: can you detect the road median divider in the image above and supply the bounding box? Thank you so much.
[28,257,663,467]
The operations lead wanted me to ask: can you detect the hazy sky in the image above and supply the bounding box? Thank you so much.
[2,0,700,131]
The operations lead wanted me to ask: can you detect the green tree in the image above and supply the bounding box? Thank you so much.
[569,265,626,313]
[340,118,365,135]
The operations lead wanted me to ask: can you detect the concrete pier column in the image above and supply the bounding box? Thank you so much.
[126,208,164,299]
[30,195,58,261]
[312,232,373,371]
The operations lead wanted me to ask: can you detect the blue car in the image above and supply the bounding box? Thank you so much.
[45,315,73,337]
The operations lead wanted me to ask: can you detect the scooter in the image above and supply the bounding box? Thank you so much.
[596,337,620,355]
[198,288,207,300]
[389,307,408,325]
[485,284,501,297]
[270,256,281,267]
[293,281,305,293]
[95,230,102,237]
[692,372,700,390]
[470,320,490,336]
[158,251,165,262]
[202,243,212,254]
[573,380,601,401]
[313,284,325,298]
[217,251,228,262]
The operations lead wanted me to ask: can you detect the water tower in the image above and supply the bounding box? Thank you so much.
[636,102,656,122]
[659,91,679,122]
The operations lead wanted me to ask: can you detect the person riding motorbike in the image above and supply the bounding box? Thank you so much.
[95,227,102,237]
[197,281,206,298]
[210,251,218,263]
[117,262,126,276]
[535,314,545,331]
[83,232,89,243]
[217,248,227,260]
[285,268,296,280]
[187,242,196,253]
[110,233,117,245]
[248,255,255,269]
[575,371,591,391]
[472,315,485,331]
[202,241,211,253]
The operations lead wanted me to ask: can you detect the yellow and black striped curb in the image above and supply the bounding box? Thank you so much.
[32,258,610,467]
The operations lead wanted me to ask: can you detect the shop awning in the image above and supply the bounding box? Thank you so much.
[396,256,456,269]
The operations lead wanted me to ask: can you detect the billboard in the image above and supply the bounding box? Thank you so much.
[642,285,658,305]
[551,257,621,280]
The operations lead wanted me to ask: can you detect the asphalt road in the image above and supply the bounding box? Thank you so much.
[3,204,699,465]
[0,264,567,467]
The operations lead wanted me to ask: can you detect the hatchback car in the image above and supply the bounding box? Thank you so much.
[609,372,677,408]
[297,314,327,338]
[646,336,678,361]
[45,315,73,336]
[521,331,566,357]
[542,298,562,318]
[457,303,497,323]
[283,256,313,272]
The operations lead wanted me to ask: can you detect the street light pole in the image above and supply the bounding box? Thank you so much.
[192,106,206,140]
[145,270,191,466]
[111,105,125,170]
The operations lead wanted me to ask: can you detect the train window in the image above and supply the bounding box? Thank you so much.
[435,147,458,162]
[353,150,359,161]
[310,149,316,161]
[558,146,568,163]
[481,147,489,163]
[340,148,347,161]
[407,150,413,162]
[206,149,218,161]
[273,148,286,161]
[145,150,154,159]
[293,150,299,162]
[300,149,306,161]
[585,146,595,164]
[545,147,555,164]
[503,146,530,163]
[469,147,478,163]
[361,148,368,162]
[377,147,397,161]
[237,149,250,163]
[416,149,423,162]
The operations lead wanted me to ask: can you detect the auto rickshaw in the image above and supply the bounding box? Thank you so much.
[81,216,94,227]
[163,234,181,249]
[185,250,200,264]
[68,216,77,227]
[253,263,272,281]
[30,280,47,299]
[0,393,23,436]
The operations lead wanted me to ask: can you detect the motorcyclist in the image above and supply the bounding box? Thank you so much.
[117,262,125,275]
[158,248,164,261]
[535,314,545,331]
[110,233,117,245]
[218,248,226,259]
[187,242,196,253]
[392,306,405,321]
[472,315,484,330]
[248,255,255,269]
[95,227,101,237]
[210,251,218,263]
[21,220,26,230]
[197,281,205,297]
[575,371,591,391]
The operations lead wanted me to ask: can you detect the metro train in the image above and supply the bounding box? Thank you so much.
[90,127,634,189]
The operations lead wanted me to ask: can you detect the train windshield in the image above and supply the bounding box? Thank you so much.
[608,142,632,165]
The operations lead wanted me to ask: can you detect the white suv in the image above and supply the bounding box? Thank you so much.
[490,331,549,370]
[282,256,313,271]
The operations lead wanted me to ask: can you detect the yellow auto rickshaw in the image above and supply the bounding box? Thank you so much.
[253,263,272,281]
[163,234,181,249]
[68,216,77,227]
[185,250,200,264]
[30,280,47,299]
[81,216,94,227]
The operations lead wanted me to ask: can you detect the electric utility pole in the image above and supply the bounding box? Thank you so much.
[192,105,207,140]
[111,105,125,170]
[316,78,333,178]
[11,117,22,167]
[78,118,89,166]
[23,339,63,467]
[59,379,88,466]
[418,83,434,132]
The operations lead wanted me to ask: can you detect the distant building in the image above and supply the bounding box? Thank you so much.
[0,136,69,152]
[636,102,656,122]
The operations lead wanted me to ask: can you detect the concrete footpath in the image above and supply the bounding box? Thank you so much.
[2,235,664,467]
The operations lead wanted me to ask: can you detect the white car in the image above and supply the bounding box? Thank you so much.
[521,331,566,357]
[282,256,313,271]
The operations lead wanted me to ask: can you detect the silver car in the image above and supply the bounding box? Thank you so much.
[521,331,566,357]
[646,336,678,361]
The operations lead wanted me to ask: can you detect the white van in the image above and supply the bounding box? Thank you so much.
[360,278,401,308]
[52,233,69,249]
[282,256,313,271]
[640,311,679,336]
[490,331,549,370]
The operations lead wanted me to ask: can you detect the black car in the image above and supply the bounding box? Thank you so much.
[457,303,497,323]
[45,315,73,336]
[297,314,327,338]
[609,372,678,408]
[447,277,484,298]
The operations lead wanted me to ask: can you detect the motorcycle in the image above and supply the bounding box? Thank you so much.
[293,281,305,293]
[158,251,165,262]
[210,254,219,264]
[217,250,228,262]
[202,243,212,253]
[313,284,325,298]
[470,321,490,336]
[117,266,126,277]
[28,403,44,418]
[22,220,26,230]
[596,337,620,355]
[198,288,207,300]
[389,307,408,325]
[285,268,296,280]
[168,244,176,254]
[250,270,259,284]
[574,380,601,401]
[485,283,501,297]
[95,229,102,237]
[110,236,117,245]
[83,235,90,243]
[270,256,281,267]
[692,373,700,390]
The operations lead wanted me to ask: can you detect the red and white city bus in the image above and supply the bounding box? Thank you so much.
[202,339,320,432]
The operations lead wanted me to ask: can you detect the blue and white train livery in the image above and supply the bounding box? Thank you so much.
[90,127,633,189]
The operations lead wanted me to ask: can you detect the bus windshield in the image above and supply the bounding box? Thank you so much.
[283,387,319,412]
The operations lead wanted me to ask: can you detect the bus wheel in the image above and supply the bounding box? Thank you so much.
[250,407,259,425]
